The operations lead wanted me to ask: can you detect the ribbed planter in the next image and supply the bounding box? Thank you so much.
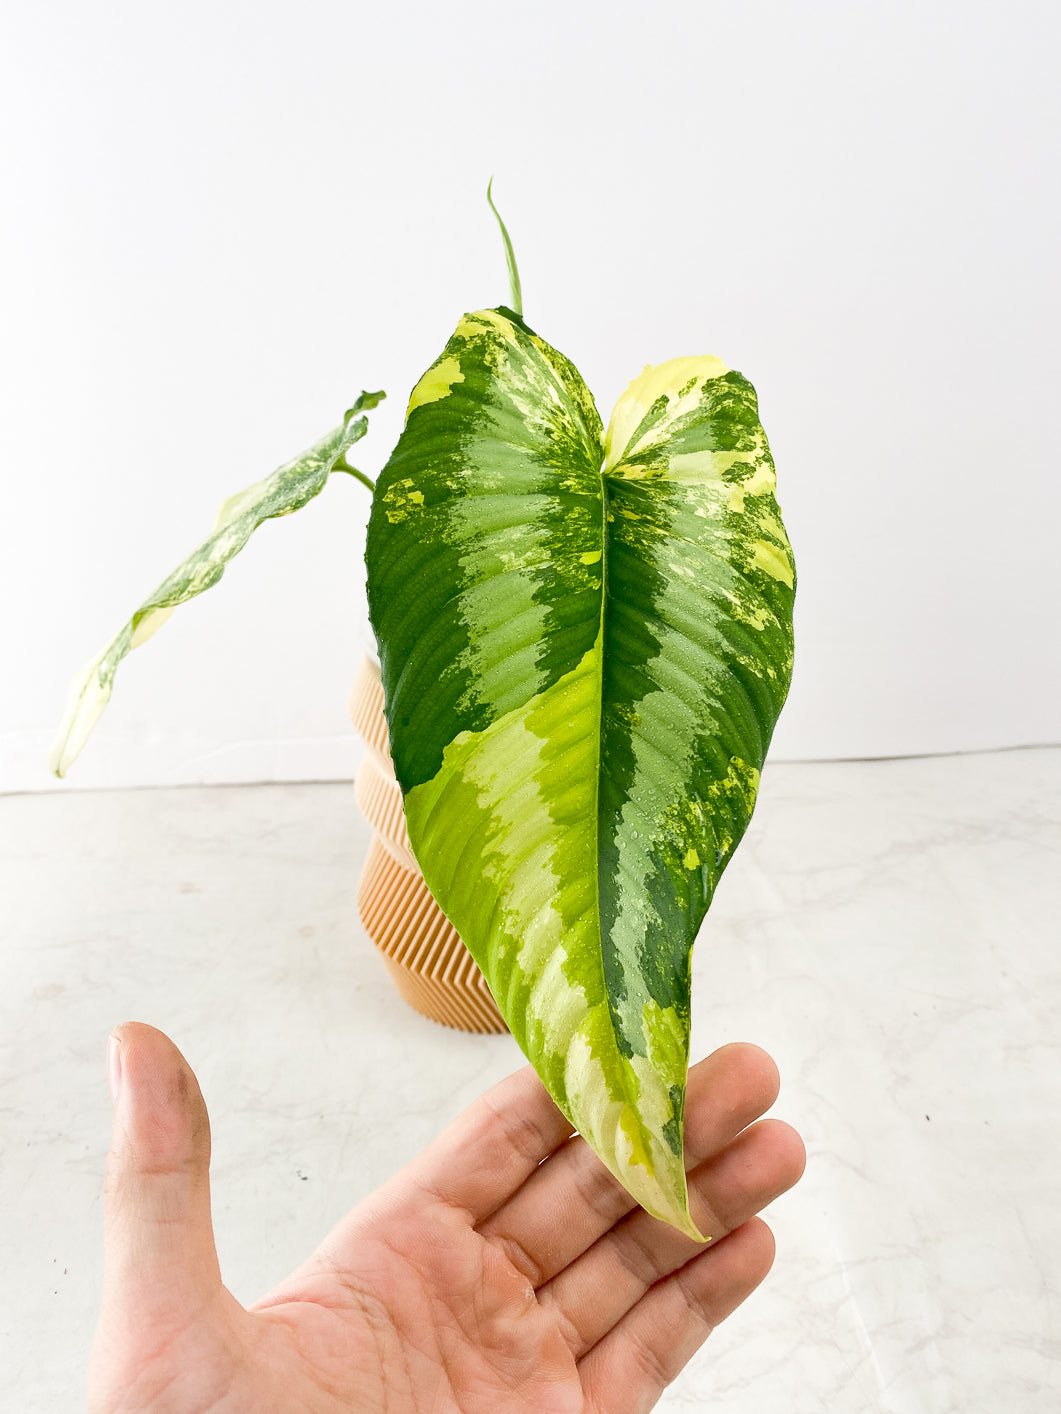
[348,656,507,1034]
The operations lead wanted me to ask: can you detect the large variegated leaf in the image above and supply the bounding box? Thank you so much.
[366,308,794,1237]
[50,393,383,777]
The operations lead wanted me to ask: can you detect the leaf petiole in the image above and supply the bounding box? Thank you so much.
[336,463,376,492]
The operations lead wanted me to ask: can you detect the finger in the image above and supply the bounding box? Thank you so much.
[395,1063,575,1219]
[540,1118,804,1357]
[577,1218,776,1414]
[98,1023,223,1329]
[477,1043,779,1284]
[578,1218,776,1413]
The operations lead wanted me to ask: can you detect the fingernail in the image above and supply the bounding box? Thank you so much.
[107,1034,123,1104]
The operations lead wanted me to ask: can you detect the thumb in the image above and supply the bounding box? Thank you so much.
[100,1023,223,1327]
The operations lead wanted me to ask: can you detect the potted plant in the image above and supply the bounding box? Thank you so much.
[51,192,795,1240]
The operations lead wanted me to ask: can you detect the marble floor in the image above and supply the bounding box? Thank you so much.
[2,748,1058,1411]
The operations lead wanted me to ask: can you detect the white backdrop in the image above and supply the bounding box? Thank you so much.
[3,0,1059,793]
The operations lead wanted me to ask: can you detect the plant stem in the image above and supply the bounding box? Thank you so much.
[336,464,376,492]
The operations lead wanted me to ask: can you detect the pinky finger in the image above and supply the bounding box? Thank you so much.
[578,1218,776,1414]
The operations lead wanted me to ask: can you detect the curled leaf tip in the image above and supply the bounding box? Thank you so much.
[348,389,386,418]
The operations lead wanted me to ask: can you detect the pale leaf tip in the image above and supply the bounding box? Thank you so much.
[48,658,112,778]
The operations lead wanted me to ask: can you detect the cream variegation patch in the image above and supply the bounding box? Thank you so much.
[603,356,729,470]
[128,605,176,649]
[562,1019,700,1238]
[48,654,114,778]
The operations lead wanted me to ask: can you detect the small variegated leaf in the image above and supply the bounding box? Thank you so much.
[50,393,384,777]
[366,309,793,1238]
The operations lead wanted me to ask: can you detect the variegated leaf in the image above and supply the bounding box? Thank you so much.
[50,393,383,777]
[366,309,794,1237]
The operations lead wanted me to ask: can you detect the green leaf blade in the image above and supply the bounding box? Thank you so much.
[368,308,604,792]
[591,361,795,1179]
[366,315,793,1237]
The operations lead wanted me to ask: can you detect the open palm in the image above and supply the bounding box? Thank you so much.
[90,1024,804,1413]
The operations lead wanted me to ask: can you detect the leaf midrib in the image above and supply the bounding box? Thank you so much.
[593,463,611,1035]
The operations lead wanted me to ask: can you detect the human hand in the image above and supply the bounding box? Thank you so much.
[89,1023,804,1413]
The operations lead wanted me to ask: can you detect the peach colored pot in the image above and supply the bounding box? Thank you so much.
[349,656,507,1034]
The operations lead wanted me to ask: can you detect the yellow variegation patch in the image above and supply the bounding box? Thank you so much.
[406,354,465,417]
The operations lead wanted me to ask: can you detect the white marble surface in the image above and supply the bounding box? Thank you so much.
[2,749,1058,1410]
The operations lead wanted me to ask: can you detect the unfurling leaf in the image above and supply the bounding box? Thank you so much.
[366,310,794,1238]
